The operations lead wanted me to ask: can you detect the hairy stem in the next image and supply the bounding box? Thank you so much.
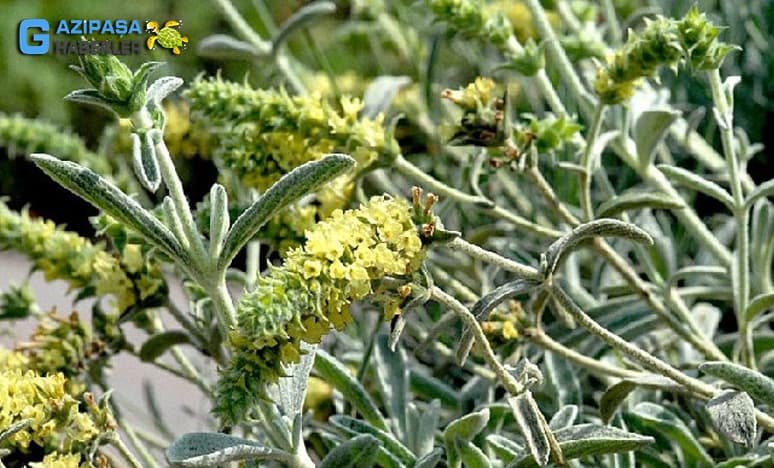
[707,69,752,367]
[580,103,607,221]
[447,237,542,281]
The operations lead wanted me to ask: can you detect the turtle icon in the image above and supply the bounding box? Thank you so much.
[146,20,188,55]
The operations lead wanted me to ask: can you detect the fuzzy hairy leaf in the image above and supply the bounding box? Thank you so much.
[166,432,294,467]
[314,349,388,431]
[330,415,416,465]
[414,448,444,468]
[745,293,774,324]
[219,154,354,269]
[596,191,683,218]
[268,342,316,418]
[139,330,192,362]
[444,408,490,468]
[657,164,734,211]
[374,334,408,439]
[508,392,550,467]
[471,279,539,320]
[362,75,412,119]
[548,405,579,430]
[30,153,184,259]
[543,219,653,275]
[508,424,654,468]
[700,361,774,407]
[197,34,264,60]
[319,434,380,468]
[599,374,683,423]
[705,390,757,447]
[455,436,492,468]
[634,109,681,166]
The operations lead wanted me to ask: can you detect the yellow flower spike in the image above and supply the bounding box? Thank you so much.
[302,259,324,279]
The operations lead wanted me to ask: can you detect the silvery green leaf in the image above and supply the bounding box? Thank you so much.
[700,361,774,407]
[633,109,681,167]
[666,266,727,291]
[319,434,380,468]
[548,405,578,430]
[219,153,354,270]
[407,400,440,456]
[314,349,388,431]
[330,415,416,465]
[131,132,161,192]
[657,164,735,211]
[162,196,189,248]
[374,334,408,439]
[146,76,183,108]
[543,219,653,276]
[486,434,524,462]
[508,392,550,467]
[745,293,774,324]
[268,342,316,418]
[444,408,490,468]
[589,130,620,171]
[507,424,654,468]
[624,402,713,466]
[454,436,492,468]
[271,1,337,54]
[64,89,115,113]
[0,419,32,443]
[30,154,184,259]
[362,75,412,119]
[139,330,191,362]
[705,390,757,447]
[599,374,683,424]
[744,178,774,211]
[166,432,295,467]
[208,184,229,258]
[414,448,443,468]
[596,191,684,218]
[545,352,581,407]
[409,370,460,409]
[197,34,264,60]
[471,279,540,320]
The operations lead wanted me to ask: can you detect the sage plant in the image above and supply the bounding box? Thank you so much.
[0,1,773,467]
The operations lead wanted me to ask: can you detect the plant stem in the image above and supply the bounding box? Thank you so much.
[154,136,208,267]
[580,103,606,221]
[525,327,639,379]
[210,278,238,337]
[111,433,144,468]
[211,0,270,54]
[707,69,752,367]
[123,424,161,468]
[448,237,542,281]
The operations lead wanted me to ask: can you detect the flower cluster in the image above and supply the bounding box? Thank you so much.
[594,7,737,104]
[0,282,38,320]
[442,77,581,156]
[185,76,397,191]
[0,201,165,313]
[215,196,426,425]
[0,361,112,465]
[427,0,513,46]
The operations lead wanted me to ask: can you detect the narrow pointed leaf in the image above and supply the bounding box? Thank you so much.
[374,334,408,439]
[745,293,774,324]
[330,415,416,465]
[657,164,735,211]
[634,109,681,166]
[548,405,579,430]
[544,219,653,275]
[487,434,525,462]
[745,179,774,210]
[599,374,682,424]
[705,390,757,447]
[271,1,337,54]
[30,154,183,259]
[139,330,192,362]
[131,132,161,192]
[471,279,539,320]
[444,408,490,468]
[508,391,550,467]
[197,34,264,60]
[545,352,581,407]
[455,436,492,468]
[0,419,32,443]
[268,342,316,417]
[414,448,444,468]
[166,432,295,467]
[596,191,683,218]
[208,184,229,258]
[508,424,654,468]
[314,349,388,431]
[219,154,354,269]
[700,361,774,407]
[319,434,380,468]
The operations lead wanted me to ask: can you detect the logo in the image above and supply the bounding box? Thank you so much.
[145,21,188,55]
[16,18,188,56]
[19,19,49,55]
